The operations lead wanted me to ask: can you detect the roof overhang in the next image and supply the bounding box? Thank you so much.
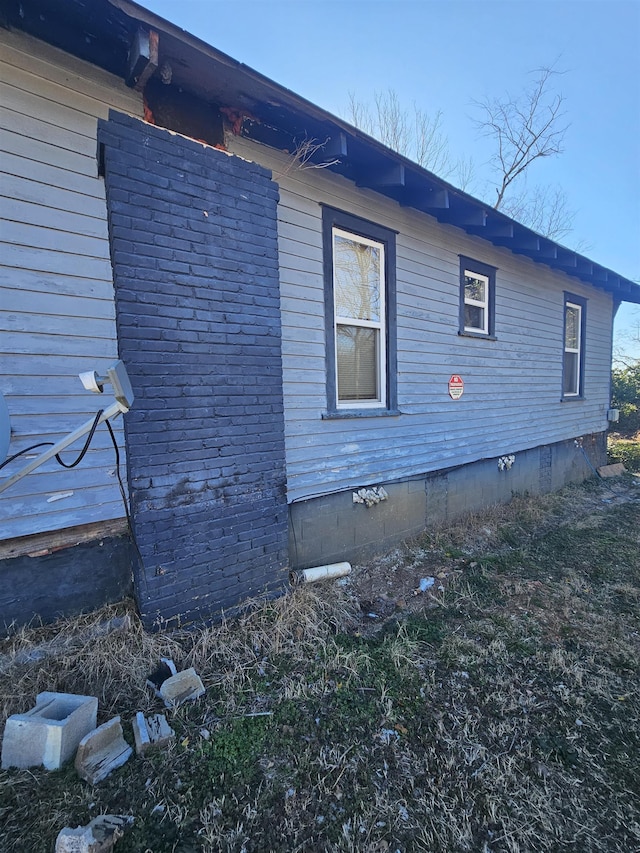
[3,0,639,305]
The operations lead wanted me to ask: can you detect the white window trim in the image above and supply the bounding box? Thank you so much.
[333,227,387,409]
[564,300,582,397]
[463,270,490,335]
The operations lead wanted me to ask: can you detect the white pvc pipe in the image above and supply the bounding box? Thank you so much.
[292,562,352,584]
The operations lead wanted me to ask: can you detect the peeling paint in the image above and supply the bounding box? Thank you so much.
[46,491,74,503]
[341,444,360,454]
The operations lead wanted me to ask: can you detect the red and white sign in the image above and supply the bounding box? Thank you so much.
[448,374,464,400]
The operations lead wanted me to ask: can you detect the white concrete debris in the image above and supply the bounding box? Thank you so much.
[132,712,175,756]
[158,668,205,708]
[1,692,97,771]
[75,717,132,784]
[55,814,134,853]
[353,486,389,507]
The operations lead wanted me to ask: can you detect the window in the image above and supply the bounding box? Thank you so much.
[322,207,397,415]
[459,256,496,338]
[563,293,586,398]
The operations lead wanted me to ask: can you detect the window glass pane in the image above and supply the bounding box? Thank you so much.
[565,305,580,350]
[464,274,486,304]
[337,325,378,401]
[334,234,381,322]
[464,304,485,331]
[564,351,579,394]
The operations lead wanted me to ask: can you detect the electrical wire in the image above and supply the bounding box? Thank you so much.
[0,405,144,565]
[55,409,103,468]
[0,442,54,470]
[104,417,144,566]
[0,411,105,472]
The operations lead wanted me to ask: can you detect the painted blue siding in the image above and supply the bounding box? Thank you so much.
[227,138,614,503]
[0,29,142,542]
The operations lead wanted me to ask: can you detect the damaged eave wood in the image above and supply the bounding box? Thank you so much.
[127,26,158,90]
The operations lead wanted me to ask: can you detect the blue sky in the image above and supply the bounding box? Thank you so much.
[141,0,640,358]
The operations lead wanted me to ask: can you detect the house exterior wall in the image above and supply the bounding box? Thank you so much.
[0,29,142,542]
[226,138,612,568]
[227,137,613,508]
[0,24,617,624]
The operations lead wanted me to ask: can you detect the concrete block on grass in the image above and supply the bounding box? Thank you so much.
[159,668,205,708]
[75,717,132,784]
[132,712,175,755]
[597,463,626,478]
[55,814,134,852]
[1,692,97,770]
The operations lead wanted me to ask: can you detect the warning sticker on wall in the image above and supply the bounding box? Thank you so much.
[448,374,464,399]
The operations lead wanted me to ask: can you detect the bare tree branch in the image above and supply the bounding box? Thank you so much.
[473,66,569,210]
[344,68,576,243]
[275,136,341,181]
[500,184,576,241]
[346,89,459,178]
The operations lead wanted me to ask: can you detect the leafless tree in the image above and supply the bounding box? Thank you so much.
[474,65,569,211]
[500,184,576,242]
[613,306,640,367]
[346,89,459,180]
[345,67,576,241]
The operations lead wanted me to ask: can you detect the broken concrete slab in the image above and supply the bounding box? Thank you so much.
[597,463,626,478]
[55,814,134,852]
[131,712,175,756]
[158,667,205,708]
[74,717,132,784]
[1,692,97,770]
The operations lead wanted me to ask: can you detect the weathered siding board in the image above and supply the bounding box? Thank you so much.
[227,136,613,502]
[0,29,142,541]
[2,196,109,239]
[1,173,109,219]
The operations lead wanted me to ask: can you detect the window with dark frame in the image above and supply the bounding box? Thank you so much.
[563,293,586,398]
[322,207,397,415]
[459,256,497,339]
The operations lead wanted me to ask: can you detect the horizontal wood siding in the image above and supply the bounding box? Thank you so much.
[228,137,614,503]
[0,30,142,540]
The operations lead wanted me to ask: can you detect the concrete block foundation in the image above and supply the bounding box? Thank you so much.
[289,432,607,570]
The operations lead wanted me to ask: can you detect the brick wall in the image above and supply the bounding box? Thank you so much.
[98,112,288,627]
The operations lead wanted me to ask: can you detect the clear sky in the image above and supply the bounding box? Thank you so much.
[140,0,640,358]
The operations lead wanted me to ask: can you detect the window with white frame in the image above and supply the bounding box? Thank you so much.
[563,294,586,398]
[459,256,496,338]
[333,228,386,406]
[322,207,397,415]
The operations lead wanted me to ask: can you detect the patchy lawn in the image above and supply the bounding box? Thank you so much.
[608,430,640,473]
[1,476,639,853]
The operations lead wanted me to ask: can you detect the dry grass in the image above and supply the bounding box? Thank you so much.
[1,477,639,852]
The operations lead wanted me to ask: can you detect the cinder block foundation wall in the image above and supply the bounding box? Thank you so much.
[99,112,288,627]
[290,432,606,569]
[0,536,133,634]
